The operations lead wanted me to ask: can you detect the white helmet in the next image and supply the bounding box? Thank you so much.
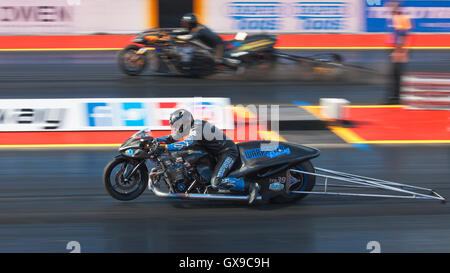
[169,109,194,139]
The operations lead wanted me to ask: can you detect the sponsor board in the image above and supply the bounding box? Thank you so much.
[365,0,450,32]
[204,0,364,33]
[401,74,450,110]
[0,98,234,131]
[0,0,149,34]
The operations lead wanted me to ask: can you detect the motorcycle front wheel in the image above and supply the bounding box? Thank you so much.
[117,45,148,76]
[103,156,148,201]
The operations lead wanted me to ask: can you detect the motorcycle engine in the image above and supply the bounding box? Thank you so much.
[172,45,215,76]
[166,157,190,192]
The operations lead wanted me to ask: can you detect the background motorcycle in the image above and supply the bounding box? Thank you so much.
[117,28,277,77]
[103,129,319,204]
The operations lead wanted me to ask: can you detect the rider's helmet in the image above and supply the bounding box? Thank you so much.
[169,109,194,138]
[180,13,198,29]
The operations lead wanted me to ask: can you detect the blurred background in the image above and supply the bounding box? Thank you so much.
[0,0,449,253]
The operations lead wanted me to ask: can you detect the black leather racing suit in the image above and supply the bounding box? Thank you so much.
[158,119,241,190]
[175,24,225,60]
[189,24,224,51]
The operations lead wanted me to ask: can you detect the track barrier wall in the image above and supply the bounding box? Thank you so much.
[0,0,448,49]
[0,98,234,132]
[401,73,450,110]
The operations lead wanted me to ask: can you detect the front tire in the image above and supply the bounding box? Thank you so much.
[117,45,148,76]
[271,160,316,204]
[103,157,148,201]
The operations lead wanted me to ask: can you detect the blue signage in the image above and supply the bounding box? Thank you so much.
[87,103,113,127]
[121,102,146,127]
[227,2,286,30]
[86,102,148,127]
[293,1,351,31]
[365,0,450,32]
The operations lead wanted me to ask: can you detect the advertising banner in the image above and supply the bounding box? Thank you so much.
[0,98,234,131]
[204,0,364,33]
[365,0,450,32]
[0,0,149,34]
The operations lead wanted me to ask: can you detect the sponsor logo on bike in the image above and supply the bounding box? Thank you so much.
[244,144,291,160]
[238,39,275,51]
[269,182,284,191]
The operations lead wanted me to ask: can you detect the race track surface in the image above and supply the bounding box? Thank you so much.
[0,49,449,252]
[0,50,448,105]
[0,146,448,253]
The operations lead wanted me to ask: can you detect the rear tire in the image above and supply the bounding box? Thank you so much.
[103,157,148,201]
[117,45,148,76]
[270,160,316,204]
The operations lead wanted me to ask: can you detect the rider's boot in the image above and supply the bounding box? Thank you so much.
[246,182,260,204]
[216,57,241,68]
[223,58,241,67]
[220,177,260,204]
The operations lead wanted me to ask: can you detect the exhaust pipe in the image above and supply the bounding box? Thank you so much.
[149,181,262,201]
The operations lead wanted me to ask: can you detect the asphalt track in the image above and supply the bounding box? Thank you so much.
[0,147,449,253]
[0,50,449,252]
[0,50,449,105]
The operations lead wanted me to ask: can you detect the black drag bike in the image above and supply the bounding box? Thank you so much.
[103,129,319,204]
[103,129,446,205]
[117,28,278,77]
[117,28,360,78]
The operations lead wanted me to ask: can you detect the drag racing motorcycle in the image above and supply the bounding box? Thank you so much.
[103,129,446,205]
[117,28,356,78]
[103,129,318,204]
[117,28,278,77]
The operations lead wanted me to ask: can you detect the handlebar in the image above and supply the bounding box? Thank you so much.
[148,139,166,155]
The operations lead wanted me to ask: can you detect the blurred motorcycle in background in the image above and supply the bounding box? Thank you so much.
[118,28,278,77]
[117,28,352,78]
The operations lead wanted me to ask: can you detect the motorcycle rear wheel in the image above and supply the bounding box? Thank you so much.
[270,160,316,204]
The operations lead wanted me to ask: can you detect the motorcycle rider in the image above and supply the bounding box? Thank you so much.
[156,109,259,203]
[175,13,241,68]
